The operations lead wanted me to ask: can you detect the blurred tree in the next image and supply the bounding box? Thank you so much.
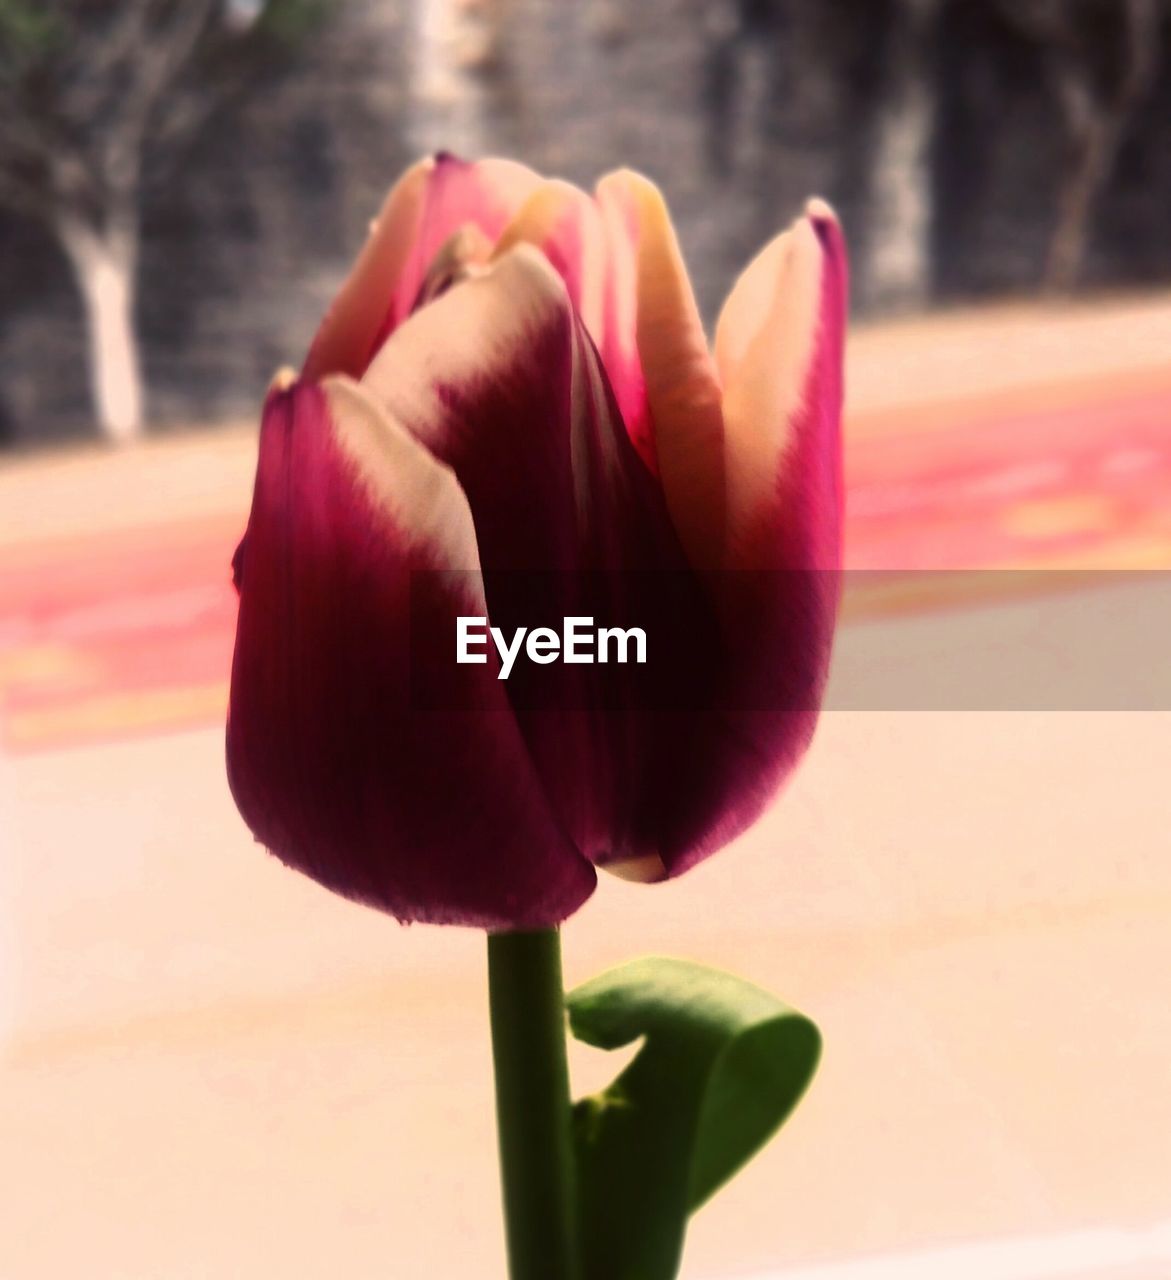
[406,0,513,160]
[862,0,944,310]
[0,0,328,442]
[699,0,790,179]
[992,0,1163,292]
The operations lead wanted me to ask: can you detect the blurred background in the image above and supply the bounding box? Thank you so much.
[1,2,1170,1278]
[2,0,1171,443]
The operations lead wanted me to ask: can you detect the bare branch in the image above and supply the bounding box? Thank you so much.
[57,2,157,122]
[98,0,221,193]
[1026,0,1166,291]
[0,0,333,439]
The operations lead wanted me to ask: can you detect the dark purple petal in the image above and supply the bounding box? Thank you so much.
[361,247,714,873]
[656,203,848,879]
[226,377,595,928]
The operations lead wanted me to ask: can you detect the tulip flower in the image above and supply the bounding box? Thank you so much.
[227,152,847,932]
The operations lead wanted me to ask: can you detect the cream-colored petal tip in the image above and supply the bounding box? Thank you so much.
[789,211,825,262]
[488,239,567,293]
[269,366,298,393]
[804,196,838,224]
[604,851,667,883]
[596,166,658,200]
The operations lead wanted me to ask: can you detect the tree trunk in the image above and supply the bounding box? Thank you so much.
[1042,0,1160,295]
[407,0,510,158]
[1044,95,1116,295]
[863,0,941,311]
[57,214,144,444]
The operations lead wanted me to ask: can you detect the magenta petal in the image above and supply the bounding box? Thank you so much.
[595,170,726,569]
[593,178,654,471]
[358,234,846,883]
[659,208,848,879]
[363,248,707,870]
[491,180,652,467]
[383,154,542,340]
[231,193,847,913]
[303,154,541,383]
[226,378,595,928]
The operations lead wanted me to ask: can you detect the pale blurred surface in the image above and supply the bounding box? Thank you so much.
[3,705,1171,1279]
[2,300,1170,1278]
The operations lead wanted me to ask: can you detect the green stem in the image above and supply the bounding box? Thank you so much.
[488,928,580,1280]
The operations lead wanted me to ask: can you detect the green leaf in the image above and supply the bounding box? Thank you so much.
[566,957,820,1280]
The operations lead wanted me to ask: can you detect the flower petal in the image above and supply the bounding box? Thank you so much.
[596,170,726,571]
[396,154,544,308]
[715,200,846,573]
[657,202,848,880]
[226,376,596,928]
[362,246,711,870]
[362,243,677,576]
[594,177,653,472]
[490,178,655,470]
[492,180,607,345]
[303,154,542,381]
[302,158,432,382]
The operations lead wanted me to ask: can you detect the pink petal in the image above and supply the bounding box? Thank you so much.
[393,154,544,316]
[233,193,847,905]
[493,179,608,343]
[715,199,846,573]
[362,246,709,870]
[595,170,726,570]
[303,154,542,382]
[361,243,673,578]
[492,179,652,467]
[302,158,432,383]
[659,202,848,880]
[227,376,596,928]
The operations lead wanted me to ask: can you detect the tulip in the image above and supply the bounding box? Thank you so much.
[227,152,846,931]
